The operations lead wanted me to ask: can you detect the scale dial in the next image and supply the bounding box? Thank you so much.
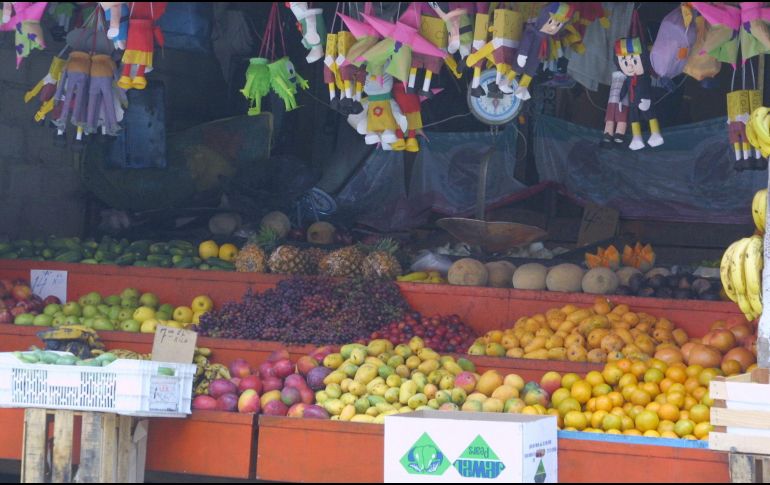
[467,69,523,126]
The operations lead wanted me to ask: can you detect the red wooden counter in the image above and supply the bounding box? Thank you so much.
[256,417,729,483]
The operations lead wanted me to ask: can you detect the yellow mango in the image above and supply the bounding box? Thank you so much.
[354,364,379,385]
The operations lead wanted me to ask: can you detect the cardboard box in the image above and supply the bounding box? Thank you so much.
[384,411,557,483]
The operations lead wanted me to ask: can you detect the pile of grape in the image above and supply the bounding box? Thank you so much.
[199,277,410,345]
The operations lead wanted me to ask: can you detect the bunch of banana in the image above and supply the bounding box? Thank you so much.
[193,347,212,380]
[753,189,767,234]
[746,106,770,158]
[721,235,764,320]
[396,271,446,284]
[104,349,149,360]
[194,361,230,396]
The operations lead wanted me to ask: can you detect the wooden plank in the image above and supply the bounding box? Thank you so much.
[761,456,770,483]
[21,408,47,484]
[712,408,770,430]
[134,420,149,483]
[711,432,770,455]
[116,416,134,483]
[78,412,103,483]
[99,413,117,482]
[52,410,74,483]
[729,453,757,483]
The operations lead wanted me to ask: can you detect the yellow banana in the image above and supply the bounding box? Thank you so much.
[729,237,751,298]
[748,106,770,157]
[753,190,767,234]
[744,235,764,316]
[397,272,429,282]
[721,241,740,302]
[735,290,756,321]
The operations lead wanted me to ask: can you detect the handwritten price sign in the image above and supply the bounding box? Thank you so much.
[30,270,68,302]
[151,326,197,364]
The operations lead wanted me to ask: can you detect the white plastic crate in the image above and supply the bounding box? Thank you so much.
[0,353,196,417]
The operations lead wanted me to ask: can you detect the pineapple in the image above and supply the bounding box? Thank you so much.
[302,247,328,275]
[268,245,310,275]
[362,239,403,279]
[234,228,276,273]
[319,246,365,278]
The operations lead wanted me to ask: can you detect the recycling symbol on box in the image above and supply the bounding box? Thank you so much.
[400,433,450,476]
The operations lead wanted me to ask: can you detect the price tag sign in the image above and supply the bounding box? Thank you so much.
[30,270,68,302]
[577,203,619,247]
[151,326,197,364]
[149,376,180,412]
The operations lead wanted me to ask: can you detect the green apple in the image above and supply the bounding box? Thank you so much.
[43,304,62,316]
[33,314,53,327]
[117,308,133,321]
[65,315,81,325]
[97,304,110,316]
[52,315,66,326]
[121,297,139,309]
[53,311,65,319]
[82,304,98,319]
[120,288,140,300]
[120,319,141,332]
[14,313,35,325]
[158,303,174,315]
[108,306,121,321]
[84,292,102,306]
[155,311,171,321]
[62,302,82,317]
[82,318,95,328]
[78,296,88,306]
[92,317,114,331]
[104,295,121,306]
[139,293,159,309]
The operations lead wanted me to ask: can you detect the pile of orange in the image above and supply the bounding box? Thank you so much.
[549,358,722,440]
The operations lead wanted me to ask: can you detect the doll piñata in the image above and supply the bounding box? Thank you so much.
[287,2,326,63]
[602,71,629,146]
[117,2,167,90]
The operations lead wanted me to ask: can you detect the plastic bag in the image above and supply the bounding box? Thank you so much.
[410,251,454,275]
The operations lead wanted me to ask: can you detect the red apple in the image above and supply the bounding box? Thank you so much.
[229,358,252,379]
[237,389,261,413]
[238,375,263,394]
[0,309,12,323]
[42,295,61,305]
[11,285,31,302]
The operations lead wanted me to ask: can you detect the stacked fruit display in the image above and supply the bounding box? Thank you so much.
[12,287,214,333]
[0,278,51,324]
[721,189,766,320]
[13,349,117,367]
[199,277,409,345]
[467,298,757,368]
[369,313,477,354]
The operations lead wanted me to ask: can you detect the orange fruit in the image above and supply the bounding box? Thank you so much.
[611,407,626,417]
[641,382,661,397]
[644,368,665,384]
[683,396,698,411]
[658,420,676,433]
[648,359,668,373]
[622,385,638,402]
[674,419,695,437]
[654,393,668,405]
[595,395,613,412]
[698,368,722,387]
[607,429,622,435]
[571,381,593,404]
[680,410,690,421]
[658,403,680,422]
[686,364,704,378]
[557,397,582,418]
[666,366,687,384]
[561,373,581,390]
[692,386,708,402]
[602,363,623,386]
[666,392,685,408]
[622,312,639,325]
[584,411,593,423]
[564,411,588,430]
[624,429,642,436]
[661,431,679,439]
[659,378,674,393]
[623,402,634,414]
[683,435,698,441]
[631,389,652,406]
[586,398,597,412]
[646,402,661,414]
[593,384,612,397]
[534,404,547,415]
[621,416,635,431]
[630,361,648,378]
[608,392,624,408]
[551,388,571,407]
[668,382,687,395]
[629,405,645,420]
[694,422,713,439]
[591,410,609,429]
[618,374,638,389]
[616,358,633,373]
[689,404,710,424]
[643,430,661,438]
[701,391,714,407]
[586,371,605,387]
[602,413,623,431]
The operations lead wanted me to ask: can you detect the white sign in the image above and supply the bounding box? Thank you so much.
[30,269,67,303]
[384,411,557,483]
[149,376,180,412]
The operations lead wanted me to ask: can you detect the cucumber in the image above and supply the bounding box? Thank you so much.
[80,259,99,264]
[17,246,35,257]
[169,247,187,257]
[0,252,19,259]
[55,355,78,365]
[60,238,82,251]
[169,240,194,251]
[133,260,154,268]
[173,258,196,269]
[0,242,12,253]
[206,257,235,271]
[111,243,125,255]
[101,260,117,266]
[13,240,32,249]
[32,238,46,249]
[149,243,169,255]
[81,247,95,258]
[198,264,210,271]
[115,254,136,266]
[54,250,82,263]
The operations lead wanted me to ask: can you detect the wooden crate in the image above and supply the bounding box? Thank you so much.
[709,368,770,455]
[21,409,148,483]
[727,453,770,483]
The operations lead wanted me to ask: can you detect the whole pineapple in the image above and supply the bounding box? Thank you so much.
[319,246,365,278]
[234,228,276,273]
[362,239,403,279]
[268,245,310,275]
[302,247,328,275]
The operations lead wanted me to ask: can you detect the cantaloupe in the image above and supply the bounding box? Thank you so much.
[545,264,584,292]
[622,243,656,272]
[261,211,291,239]
[616,267,642,287]
[582,268,619,295]
[306,222,336,245]
[585,246,621,270]
[485,261,516,288]
[448,259,489,287]
[208,212,242,236]
[512,263,548,290]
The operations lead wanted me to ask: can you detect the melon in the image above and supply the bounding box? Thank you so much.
[545,264,584,292]
[616,267,642,287]
[582,268,619,295]
[306,222,336,245]
[512,263,548,290]
[622,243,656,272]
[261,211,291,239]
[585,246,621,270]
[485,261,516,288]
[208,213,242,236]
[448,259,489,286]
